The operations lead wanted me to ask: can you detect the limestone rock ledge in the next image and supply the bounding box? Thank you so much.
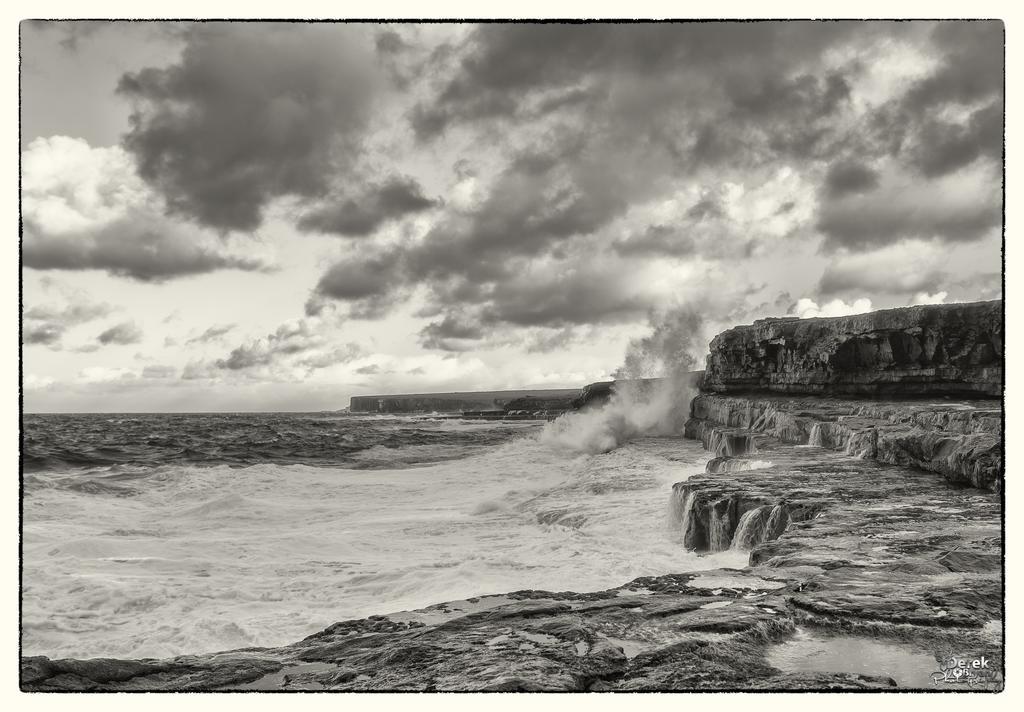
[702,300,1002,397]
[684,394,1001,490]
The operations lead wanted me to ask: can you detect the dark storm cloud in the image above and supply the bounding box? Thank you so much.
[311,251,402,302]
[900,22,1003,116]
[213,320,361,373]
[813,23,1002,251]
[418,314,486,351]
[313,236,656,340]
[909,100,1002,178]
[823,161,880,197]
[611,199,758,260]
[297,344,366,370]
[318,127,666,325]
[186,324,236,345]
[816,175,1000,251]
[348,23,871,328]
[613,225,697,258]
[404,140,634,285]
[311,22,1000,331]
[836,26,1000,173]
[25,301,114,327]
[23,299,115,348]
[850,23,1003,183]
[406,23,875,209]
[28,19,184,53]
[860,27,1000,180]
[479,265,651,329]
[298,177,437,237]
[307,129,744,325]
[97,321,143,345]
[304,246,417,321]
[24,324,63,346]
[411,22,861,140]
[818,261,948,297]
[524,327,587,354]
[216,321,323,370]
[216,345,279,370]
[685,196,726,221]
[118,23,379,231]
[375,30,409,56]
[23,221,270,282]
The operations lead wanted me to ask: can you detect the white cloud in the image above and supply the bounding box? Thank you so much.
[22,136,274,281]
[22,135,148,235]
[817,240,949,296]
[791,297,873,319]
[911,291,948,305]
[76,366,137,383]
[24,374,55,390]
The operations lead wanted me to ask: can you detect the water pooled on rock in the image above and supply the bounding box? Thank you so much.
[766,627,944,689]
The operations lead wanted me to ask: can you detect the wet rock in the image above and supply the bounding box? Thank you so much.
[536,509,588,528]
[21,654,282,691]
[686,394,1001,490]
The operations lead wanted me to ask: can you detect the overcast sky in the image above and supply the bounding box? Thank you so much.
[21,21,1003,412]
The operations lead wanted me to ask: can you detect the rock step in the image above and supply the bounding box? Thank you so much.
[684,395,1000,490]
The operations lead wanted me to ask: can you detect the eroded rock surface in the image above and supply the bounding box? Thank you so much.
[703,301,1002,397]
[684,394,1001,490]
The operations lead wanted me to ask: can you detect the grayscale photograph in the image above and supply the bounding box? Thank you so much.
[19,18,1004,693]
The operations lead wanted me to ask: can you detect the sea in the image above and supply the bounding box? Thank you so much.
[21,410,745,660]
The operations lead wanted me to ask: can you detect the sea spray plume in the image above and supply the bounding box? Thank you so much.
[615,308,702,382]
[540,307,705,454]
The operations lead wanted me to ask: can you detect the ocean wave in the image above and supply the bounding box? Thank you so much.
[538,377,695,455]
[22,420,715,661]
[23,413,537,473]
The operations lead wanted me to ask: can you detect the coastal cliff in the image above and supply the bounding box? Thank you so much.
[703,300,1002,397]
[22,301,1003,691]
[677,300,1003,558]
[349,388,580,414]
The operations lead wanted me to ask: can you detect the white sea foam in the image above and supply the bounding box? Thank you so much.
[537,304,704,456]
[22,425,733,660]
[538,376,695,455]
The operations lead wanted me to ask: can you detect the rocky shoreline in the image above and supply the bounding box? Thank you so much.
[685,394,1001,490]
[22,301,1003,692]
